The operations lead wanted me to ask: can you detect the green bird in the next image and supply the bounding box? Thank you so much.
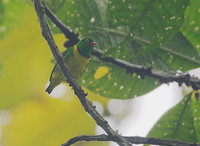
[46,38,96,94]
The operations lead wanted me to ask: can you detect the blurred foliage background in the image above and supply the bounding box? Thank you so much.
[0,1,108,146]
[0,0,200,146]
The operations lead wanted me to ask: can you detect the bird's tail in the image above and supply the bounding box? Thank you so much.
[46,84,54,94]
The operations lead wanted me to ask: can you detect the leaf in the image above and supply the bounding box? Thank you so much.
[0,0,26,38]
[181,0,200,53]
[191,91,200,141]
[81,61,158,99]
[2,97,97,146]
[45,0,200,99]
[147,93,199,143]
[107,0,189,49]
[114,32,200,71]
[45,0,124,49]
[154,32,200,71]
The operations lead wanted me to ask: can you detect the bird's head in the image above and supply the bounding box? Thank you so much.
[77,38,96,58]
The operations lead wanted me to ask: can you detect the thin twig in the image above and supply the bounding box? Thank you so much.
[43,2,200,91]
[62,134,200,146]
[33,0,131,146]
[43,2,80,48]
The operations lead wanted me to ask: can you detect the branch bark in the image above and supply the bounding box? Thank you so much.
[33,0,131,146]
[92,49,200,90]
[43,2,80,48]
[62,134,200,146]
[43,2,200,91]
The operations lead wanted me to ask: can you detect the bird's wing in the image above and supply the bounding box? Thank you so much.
[49,64,57,82]
[62,46,74,61]
[49,46,74,81]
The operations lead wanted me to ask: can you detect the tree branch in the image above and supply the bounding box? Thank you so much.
[43,2,80,48]
[92,49,200,90]
[43,2,200,91]
[62,134,200,146]
[33,0,130,146]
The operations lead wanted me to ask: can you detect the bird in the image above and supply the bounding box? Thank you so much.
[46,38,96,94]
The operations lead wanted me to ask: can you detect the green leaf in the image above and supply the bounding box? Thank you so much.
[45,0,123,49]
[107,0,189,49]
[154,32,200,71]
[181,0,200,53]
[147,93,199,143]
[0,0,26,38]
[191,91,200,141]
[45,0,200,99]
[81,61,158,99]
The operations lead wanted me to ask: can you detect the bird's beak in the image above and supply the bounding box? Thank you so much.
[91,41,96,46]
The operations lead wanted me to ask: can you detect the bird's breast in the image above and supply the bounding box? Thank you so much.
[66,46,90,79]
